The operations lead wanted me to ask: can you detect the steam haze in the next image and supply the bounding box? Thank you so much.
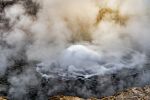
[0,0,150,99]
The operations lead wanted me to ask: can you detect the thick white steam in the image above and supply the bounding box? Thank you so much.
[1,0,150,99]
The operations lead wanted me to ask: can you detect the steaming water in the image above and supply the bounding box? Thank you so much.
[37,44,146,79]
[1,0,150,99]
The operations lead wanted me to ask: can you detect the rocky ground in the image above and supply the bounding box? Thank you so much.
[49,86,150,100]
[0,97,7,100]
[1,83,150,100]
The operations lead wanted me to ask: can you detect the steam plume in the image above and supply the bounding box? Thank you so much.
[0,0,150,99]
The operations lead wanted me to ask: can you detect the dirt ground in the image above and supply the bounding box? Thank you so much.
[49,86,150,100]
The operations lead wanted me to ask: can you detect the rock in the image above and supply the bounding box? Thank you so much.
[101,86,150,100]
[50,86,150,100]
[0,97,7,100]
[49,96,84,100]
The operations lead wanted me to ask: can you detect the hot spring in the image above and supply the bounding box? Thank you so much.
[0,0,150,100]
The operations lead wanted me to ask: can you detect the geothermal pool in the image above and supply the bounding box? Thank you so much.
[0,0,150,100]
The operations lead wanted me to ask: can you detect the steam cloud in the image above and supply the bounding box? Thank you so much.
[1,0,150,99]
